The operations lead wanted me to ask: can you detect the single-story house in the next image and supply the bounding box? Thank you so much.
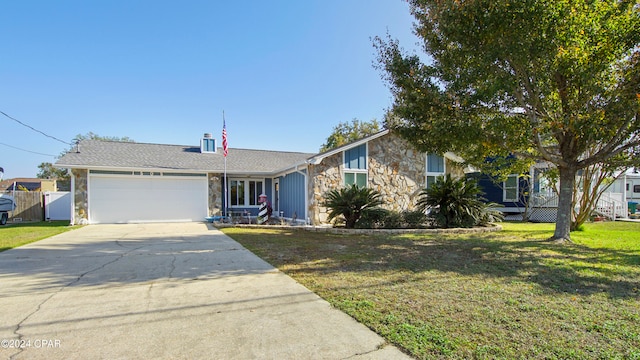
[55,130,464,225]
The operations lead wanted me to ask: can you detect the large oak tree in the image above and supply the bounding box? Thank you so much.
[376,0,640,241]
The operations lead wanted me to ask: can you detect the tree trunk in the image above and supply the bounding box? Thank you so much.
[553,165,577,242]
[345,213,358,228]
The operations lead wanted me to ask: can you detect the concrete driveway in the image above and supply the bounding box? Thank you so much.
[0,223,410,360]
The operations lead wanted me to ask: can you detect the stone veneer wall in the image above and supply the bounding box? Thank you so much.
[308,152,342,225]
[307,132,465,225]
[208,174,223,216]
[446,160,465,178]
[72,168,88,224]
[368,134,427,212]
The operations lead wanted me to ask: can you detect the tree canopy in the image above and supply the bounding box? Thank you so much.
[320,118,381,152]
[36,162,70,190]
[376,0,640,241]
[72,132,135,144]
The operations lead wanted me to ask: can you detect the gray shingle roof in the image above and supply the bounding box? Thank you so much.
[55,139,315,174]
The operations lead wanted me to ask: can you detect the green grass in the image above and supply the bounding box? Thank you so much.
[222,221,640,359]
[502,221,640,250]
[0,221,81,252]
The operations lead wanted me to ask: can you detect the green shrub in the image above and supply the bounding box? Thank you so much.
[402,210,428,228]
[381,210,404,229]
[417,175,502,228]
[477,204,504,226]
[357,210,427,229]
[357,209,388,229]
[323,184,384,228]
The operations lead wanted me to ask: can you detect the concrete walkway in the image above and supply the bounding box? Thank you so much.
[0,223,410,359]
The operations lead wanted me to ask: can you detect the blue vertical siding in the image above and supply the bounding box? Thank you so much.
[472,174,505,204]
[469,173,529,208]
[265,178,273,200]
[278,171,306,221]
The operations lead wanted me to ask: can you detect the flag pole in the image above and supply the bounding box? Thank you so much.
[223,111,228,219]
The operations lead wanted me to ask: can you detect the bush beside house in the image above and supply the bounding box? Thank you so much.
[323,175,502,229]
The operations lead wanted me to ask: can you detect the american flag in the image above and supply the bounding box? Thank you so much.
[222,118,228,157]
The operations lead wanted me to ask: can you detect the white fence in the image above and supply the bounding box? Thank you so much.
[529,191,626,220]
[44,192,71,221]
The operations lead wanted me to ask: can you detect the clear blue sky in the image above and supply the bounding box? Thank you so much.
[1,0,420,178]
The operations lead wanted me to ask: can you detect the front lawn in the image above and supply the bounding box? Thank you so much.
[0,221,81,252]
[221,222,640,359]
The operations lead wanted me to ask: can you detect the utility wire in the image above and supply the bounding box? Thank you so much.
[0,110,73,145]
[0,142,57,157]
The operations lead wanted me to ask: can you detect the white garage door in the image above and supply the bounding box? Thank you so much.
[89,174,208,224]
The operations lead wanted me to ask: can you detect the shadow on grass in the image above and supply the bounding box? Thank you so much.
[225,228,640,299]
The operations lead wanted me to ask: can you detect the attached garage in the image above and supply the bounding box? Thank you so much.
[88,172,208,224]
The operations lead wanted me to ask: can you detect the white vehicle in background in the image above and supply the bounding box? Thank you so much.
[608,170,640,216]
[626,174,640,203]
[0,194,16,225]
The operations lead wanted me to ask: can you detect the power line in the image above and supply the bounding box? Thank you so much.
[0,110,73,145]
[0,142,57,157]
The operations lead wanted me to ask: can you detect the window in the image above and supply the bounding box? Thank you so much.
[248,180,263,205]
[426,153,445,188]
[201,138,216,153]
[635,185,640,193]
[503,175,519,202]
[344,144,366,170]
[344,172,367,187]
[344,144,367,187]
[229,179,263,206]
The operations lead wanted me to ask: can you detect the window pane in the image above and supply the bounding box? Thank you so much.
[504,175,518,201]
[358,144,366,169]
[230,180,238,206]
[344,149,353,169]
[345,144,366,169]
[344,172,355,186]
[237,181,245,205]
[427,154,444,173]
[249,181,257,205]
[427,175,436,189]
[356,173,367,188]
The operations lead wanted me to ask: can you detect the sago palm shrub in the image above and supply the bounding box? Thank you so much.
[417,174,502,228]
[323,184,385,228]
